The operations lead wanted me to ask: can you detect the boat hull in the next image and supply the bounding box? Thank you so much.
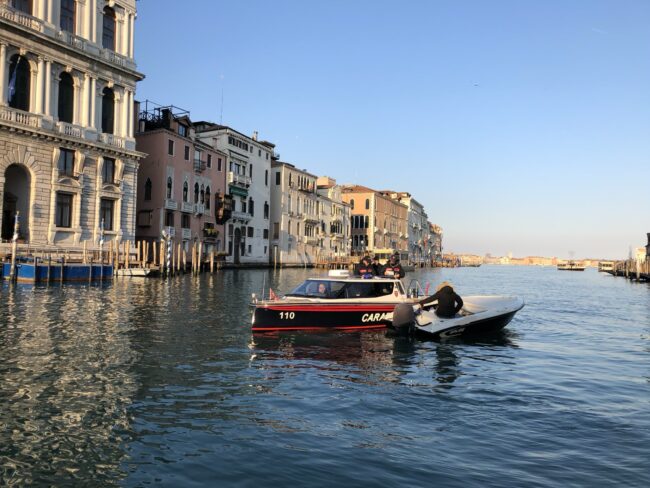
[416,310,518,340]
[252,303,400,332]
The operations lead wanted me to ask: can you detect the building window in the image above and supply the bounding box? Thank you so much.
[217,158,222,171]
[144,178,152,201]
[101,87,114,134]
[184,145,190,161]
[249,164,253,178]
[103,157,115,184]
[265,169,268,186]
[207,154,212,168]
[60,0,75,33]
[55,193,73,228]
[205,186,211,210]
[249,197,254,216]
[8,55,30,112]
[194,182,199,203]
[200,184,205,205]
[11,0,32,14]
[264,201,269,219]
[178,125,187,137]
[273,222,279,239]
[275,171,280,185]
[183,181,188,202]
[102,7,116,50]
[165,211,174,227]
[247,226,254,238]
[241,199,246,213]
[58,148,75,176]
[100,198,114,230]
[57,72,74,123]
[350,199,355,209]
[263,229,269,239]
[168,139,174,155]
[166,177,173,199]
[181,214,190,229]
[365,199,370,210]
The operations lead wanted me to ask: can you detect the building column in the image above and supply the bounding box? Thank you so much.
[127,89,134,137]
[46,0,54,25]
[35,57,45,114]
[120,88,128,137]
[81,73,89,126]
[89,77,96,129]
[0,43,8,105]
[128,13,135,58]
[43,59,52,116]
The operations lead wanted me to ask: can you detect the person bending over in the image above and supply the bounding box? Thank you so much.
[421,281,463,318]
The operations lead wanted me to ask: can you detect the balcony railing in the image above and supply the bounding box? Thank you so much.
[164,226,176,237]
[193,159,206,173]
[0,4,44,32]
[0,106,43,128]
[181,228,192,240]
[231,210,252,222]
[56,121,83,138]
[194,203,206,215]
[164,199,178,210]
[227,171,251,187]
[99,132,126,149]
[181,201,194,213]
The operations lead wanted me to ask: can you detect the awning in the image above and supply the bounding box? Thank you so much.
[229,186,248,197]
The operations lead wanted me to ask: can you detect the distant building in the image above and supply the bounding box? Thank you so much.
[316,176,351,259]
[194,123,272,265]
[383,191,428,265]
[0,0,144,249]
[134,102,226,254]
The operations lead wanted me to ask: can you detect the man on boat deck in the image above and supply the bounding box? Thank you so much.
[355,256,375,278]
[371,255,382,276]
[421,281,464,318]
[382,252,405,279]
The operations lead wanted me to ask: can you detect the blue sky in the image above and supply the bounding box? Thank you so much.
[135,0,650,259]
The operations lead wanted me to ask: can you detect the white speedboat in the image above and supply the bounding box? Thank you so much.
[391,296,525,340]
[251,270,420,332]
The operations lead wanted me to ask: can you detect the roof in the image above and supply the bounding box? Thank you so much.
[341,185,376,193]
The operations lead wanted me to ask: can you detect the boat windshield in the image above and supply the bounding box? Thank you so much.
[286,280,395,299]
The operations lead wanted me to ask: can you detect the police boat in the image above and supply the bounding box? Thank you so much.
[391,295,525,340]
[251,270,419,332]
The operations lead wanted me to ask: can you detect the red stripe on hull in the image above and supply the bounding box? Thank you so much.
[252,324,387,332]
[261,306,397,312]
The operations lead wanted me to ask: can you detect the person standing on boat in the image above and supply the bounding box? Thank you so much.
[355,255,375,278]
[371,255,382,276]
[382,252,405,279]
[421,281,464,318]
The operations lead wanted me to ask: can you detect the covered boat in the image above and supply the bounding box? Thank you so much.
[391,296,525,340]
[251,270,418,332]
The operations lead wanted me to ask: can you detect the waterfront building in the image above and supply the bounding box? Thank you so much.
[316,176,351,259]
[134,102,227,254]
[0,0,143,250]
[341,185,408,256]
[194,123,272,265]
[382,191,428,266]
[429,222,443,264]
[269,161,321,266]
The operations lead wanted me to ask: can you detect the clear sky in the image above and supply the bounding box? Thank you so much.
[135,0,650,259]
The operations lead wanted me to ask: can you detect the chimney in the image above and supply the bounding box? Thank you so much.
[252,131,258,141]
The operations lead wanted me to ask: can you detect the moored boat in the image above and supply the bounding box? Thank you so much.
[557,261,585,271]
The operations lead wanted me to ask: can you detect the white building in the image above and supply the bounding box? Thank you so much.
[385,192,428,265]
[316,176,350,259]
[270,161,321,266]
[194,123,272,265]
[0,0,143,249]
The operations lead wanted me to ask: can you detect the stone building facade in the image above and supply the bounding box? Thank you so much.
[0,0,143,250]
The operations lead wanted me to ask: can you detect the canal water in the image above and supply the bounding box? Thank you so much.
[0,266,648,486]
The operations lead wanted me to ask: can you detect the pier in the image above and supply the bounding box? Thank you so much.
[604,259,650,282]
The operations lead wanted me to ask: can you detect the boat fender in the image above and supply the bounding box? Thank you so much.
[391,303,415,336]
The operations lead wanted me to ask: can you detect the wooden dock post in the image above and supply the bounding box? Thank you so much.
[60,256,64,284]
[198,241,203,274]
[210,250,214,273]
[46,255,51,284]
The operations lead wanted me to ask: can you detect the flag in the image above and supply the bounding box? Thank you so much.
[7,62,17,103]
[425,282,431,295]
[269,288,278,300]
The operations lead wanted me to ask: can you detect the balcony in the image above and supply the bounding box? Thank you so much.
[164,226,176,237]
[99,132,126,149]
[0,3,44,32]
[56,121,83,138]
[181,228,192,240]
[227,171,251,188]
[231,210,252,222]
[164,199,178,210]
[306,238,319,247]
[193,158,206,173]
[57,29,87,51]
[194,203,206,216]
[181,201,194,213]
[0,106,44,129]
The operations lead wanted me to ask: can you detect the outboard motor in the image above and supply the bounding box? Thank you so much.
[391,303,416,336]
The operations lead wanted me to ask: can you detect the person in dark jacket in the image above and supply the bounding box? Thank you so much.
[355,255,375,278]
[382,252,405,279]
[371,255,382,276]
[421,281,464,318]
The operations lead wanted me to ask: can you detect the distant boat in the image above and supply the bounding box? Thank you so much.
[557,261,585,271]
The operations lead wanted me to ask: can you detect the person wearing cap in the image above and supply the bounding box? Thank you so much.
[354,255,375,279]
[421,281,464,318]
[371,255,382,276]
[382,252,405,279]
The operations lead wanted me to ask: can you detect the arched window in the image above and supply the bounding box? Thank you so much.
[166,177,172,199]
[58,72,74,123]
[102,7,116,50]
[101,87,114,134]
[11,0,32,15]
[183,181,188,202]
[144,178,152,201]
[194,182,199,203]
[350,199,354,209]
[365,199,370,210]
[200,184,205,205]
[205,186,211,210]
[8,55,30,111]
[60,0,76,34]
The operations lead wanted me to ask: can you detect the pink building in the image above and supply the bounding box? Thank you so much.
[135,102,228,254]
